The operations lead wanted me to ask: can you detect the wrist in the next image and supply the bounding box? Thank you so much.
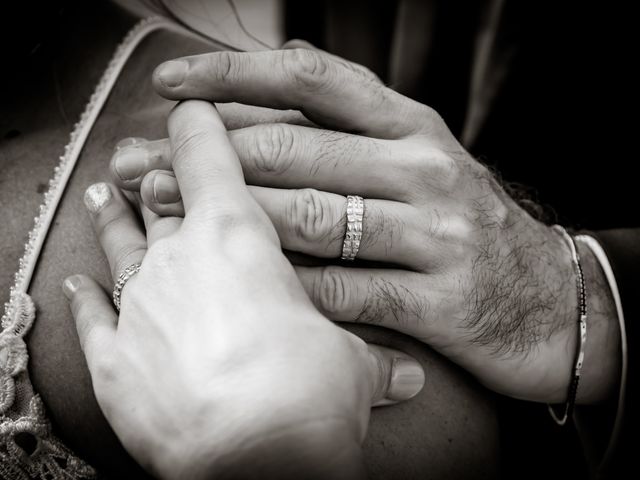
[156,417,366,480]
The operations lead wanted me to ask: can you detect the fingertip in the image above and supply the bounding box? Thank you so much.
[114,137,148,152]
[153,59,189,91]
[141,171,184,217]
[84,182,113,214]
[110,147,149,185]
[282,39,316,50]
[153,171,181,204]
[63,274,111,320]
[63,273,100,299]
[368,345,425,406]
[387,356,425,402]
[63,274,117,367]
[140,171,155,205]
[62,274,82,299]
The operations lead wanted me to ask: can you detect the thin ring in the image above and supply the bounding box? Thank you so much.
[341,195,365,261]
[112,263,141,311]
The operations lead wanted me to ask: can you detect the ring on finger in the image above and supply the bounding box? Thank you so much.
[112,263,142,311]
[341,195,365,261]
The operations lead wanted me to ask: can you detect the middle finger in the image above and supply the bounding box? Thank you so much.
[111,124,418,201]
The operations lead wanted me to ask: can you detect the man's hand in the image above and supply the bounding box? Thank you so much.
[64,101,425,480]
[112,45,620,407]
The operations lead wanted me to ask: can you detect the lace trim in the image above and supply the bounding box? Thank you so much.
[1,295,95,480]
[1,16,186,479]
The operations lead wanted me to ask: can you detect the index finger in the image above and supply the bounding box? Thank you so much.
[167,100,248,215]
[154,49,433,139]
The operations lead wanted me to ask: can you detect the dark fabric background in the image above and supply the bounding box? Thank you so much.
[285,1,637,478]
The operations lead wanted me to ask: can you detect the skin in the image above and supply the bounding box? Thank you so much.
[1,7,499,479]
[112,43,621,407]
[65,101,428,479]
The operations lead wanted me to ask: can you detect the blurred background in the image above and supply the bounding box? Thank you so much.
[114,0,285,50]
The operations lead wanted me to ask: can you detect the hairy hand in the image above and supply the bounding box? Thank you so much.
[64,101,425,480]
[111,43,619,406]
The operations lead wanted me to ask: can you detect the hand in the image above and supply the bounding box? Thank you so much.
[111,44,620,406]
[63,101,425,479]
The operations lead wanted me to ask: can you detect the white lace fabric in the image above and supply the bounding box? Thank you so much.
[0,17,187,479]
[0,294,96,479]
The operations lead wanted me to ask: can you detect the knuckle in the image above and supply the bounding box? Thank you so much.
[94,210,119,239]
[421,104,443,123]
[426,149,459,181]
[408,103,449,137]
[406,147,460,190]
[187,203,268,244]
[250,124,297,174]
[146,237,181,269]
[208,51,237,84]
[316,266,352,316]
[283,48,332,92]
[113,244,146,279]
[289,188,333,244]
[171,127,209,161]
[93,355,118,387]
[423,211,475,245]
[351,63,380,83]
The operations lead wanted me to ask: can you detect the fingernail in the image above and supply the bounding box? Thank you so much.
[113,148,148,181]
[156,60,188,88]
[84,183,112,213]
[115,137,147,151]
[387,358,425,401]
[153,172,180,204]
[62,275,81,299]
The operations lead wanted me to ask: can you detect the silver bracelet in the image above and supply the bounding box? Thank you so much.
[547,225,587,426]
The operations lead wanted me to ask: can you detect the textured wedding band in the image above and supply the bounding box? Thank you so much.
[341,195,365,261]
[112,263,141,311]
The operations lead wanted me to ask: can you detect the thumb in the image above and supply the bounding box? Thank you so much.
[63,274,117,377]
[366,344,425,407]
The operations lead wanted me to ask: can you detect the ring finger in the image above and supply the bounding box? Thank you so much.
[137,170,425,268]
[252,187,424,267]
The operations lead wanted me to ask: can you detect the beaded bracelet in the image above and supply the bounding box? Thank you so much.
[547,225,588,426]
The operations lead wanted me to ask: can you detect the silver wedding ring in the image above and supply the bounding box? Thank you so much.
[112,263,141,311]
[341,195,365,261]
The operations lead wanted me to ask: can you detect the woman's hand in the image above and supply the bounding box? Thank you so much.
[64,101,425,480]
[111,45,620,407]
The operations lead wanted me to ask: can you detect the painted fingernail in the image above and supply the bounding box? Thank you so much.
[84,183,112,213]
[156,60,188,88]
[113,148,148,181]
[387,358,425,401]
[115,137,147,151]
[153,172,180,204]
[62,275,81,299]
